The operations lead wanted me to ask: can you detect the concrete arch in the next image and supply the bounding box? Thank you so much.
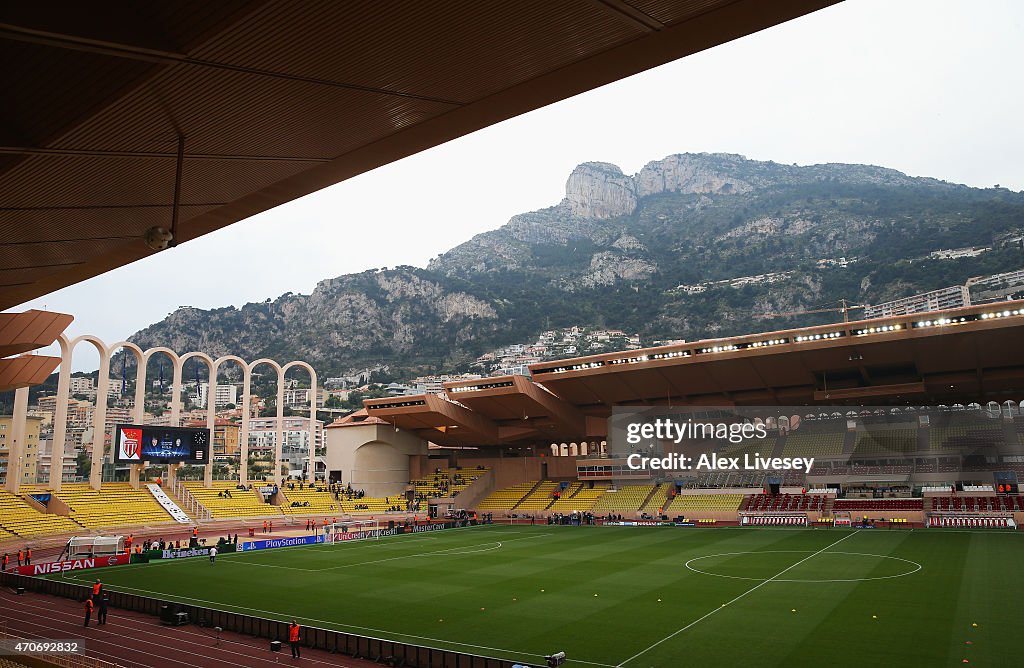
[179,351,217,485]
[29,335,316,491]
[213,356,250,483]
[283,360,319,480]
[179,350,215,373]
[48,335,74,490]
[62,335,112,489]
[103,342,149,488]
[248,359,285,484]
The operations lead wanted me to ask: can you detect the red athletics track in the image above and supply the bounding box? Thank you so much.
[0,589,379,668]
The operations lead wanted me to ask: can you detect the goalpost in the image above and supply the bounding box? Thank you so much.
[324,519,381,543]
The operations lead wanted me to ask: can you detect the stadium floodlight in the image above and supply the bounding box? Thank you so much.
[324,519,380,544]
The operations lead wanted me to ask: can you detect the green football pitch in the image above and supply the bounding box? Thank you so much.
[49,524,1022,667]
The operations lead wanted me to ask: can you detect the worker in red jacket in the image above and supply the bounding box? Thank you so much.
[83,598,94,627]
[17,549,24,567]
[1,553,8,571]
[24,548,31,565]
[288,621,301,658]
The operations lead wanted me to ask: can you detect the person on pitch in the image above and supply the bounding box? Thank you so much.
[209,545,218,565]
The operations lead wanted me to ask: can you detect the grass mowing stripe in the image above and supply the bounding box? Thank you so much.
[616,530,859,667]
[55,570,617,667]
[214,532,554,572]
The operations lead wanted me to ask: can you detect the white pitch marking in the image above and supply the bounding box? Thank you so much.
[615,531,858,667]
[684,550,922,583]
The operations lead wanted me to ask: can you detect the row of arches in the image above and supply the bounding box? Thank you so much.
[45,334,317,490]
[550,441,608,457]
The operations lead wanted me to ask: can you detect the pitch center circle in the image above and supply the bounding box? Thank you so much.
[684,550,922,583]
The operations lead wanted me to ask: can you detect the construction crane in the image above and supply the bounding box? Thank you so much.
[754,298,868,323]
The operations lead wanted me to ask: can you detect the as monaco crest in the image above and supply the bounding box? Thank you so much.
[119,427,143,460]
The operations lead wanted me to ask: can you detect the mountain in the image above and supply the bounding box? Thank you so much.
[128,153,1024,377]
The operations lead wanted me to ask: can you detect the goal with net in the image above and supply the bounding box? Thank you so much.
[324,519,381,543]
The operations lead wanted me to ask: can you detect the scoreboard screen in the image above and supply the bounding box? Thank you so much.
[114,424,209,464]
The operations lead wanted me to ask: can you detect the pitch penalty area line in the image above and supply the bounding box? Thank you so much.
[615,530,858,667]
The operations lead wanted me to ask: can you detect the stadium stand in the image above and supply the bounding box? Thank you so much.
[665,493,743,514]
[745,494,826,512]
[475,481,537,511]
[640,484,672,515]
[335,494,401,513]
[852,428,918,455]
[279,485,338,515]
[515,481,561,510]
[0,490,83,537]
[51,483,177,528]
[832,498,922,511]
[928,424,1003,451]
[185,482,282,518]
[783,429,844,457]
[411,467,488,499]
[590,485,656,514]
[723,437,776,458]
[548,483,608,512]
[930,495,1023,512]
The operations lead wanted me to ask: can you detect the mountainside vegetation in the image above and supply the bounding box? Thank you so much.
[127,153,1024,377]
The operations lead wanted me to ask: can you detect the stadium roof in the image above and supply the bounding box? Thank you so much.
[0,0,837,310]
[363,302,1024,446]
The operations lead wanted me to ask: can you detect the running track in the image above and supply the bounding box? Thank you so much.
[0,589,378,668]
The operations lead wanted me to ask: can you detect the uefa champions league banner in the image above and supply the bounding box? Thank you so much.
[241,535,326,551]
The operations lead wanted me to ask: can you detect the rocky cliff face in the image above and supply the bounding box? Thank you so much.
[564,162,637,219]
[130,268,502,374]
[131,152,1024,377]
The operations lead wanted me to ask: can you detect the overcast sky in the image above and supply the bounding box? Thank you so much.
[10,0,1024,370]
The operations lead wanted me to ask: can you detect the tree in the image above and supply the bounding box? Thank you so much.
[75,450,91,478]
